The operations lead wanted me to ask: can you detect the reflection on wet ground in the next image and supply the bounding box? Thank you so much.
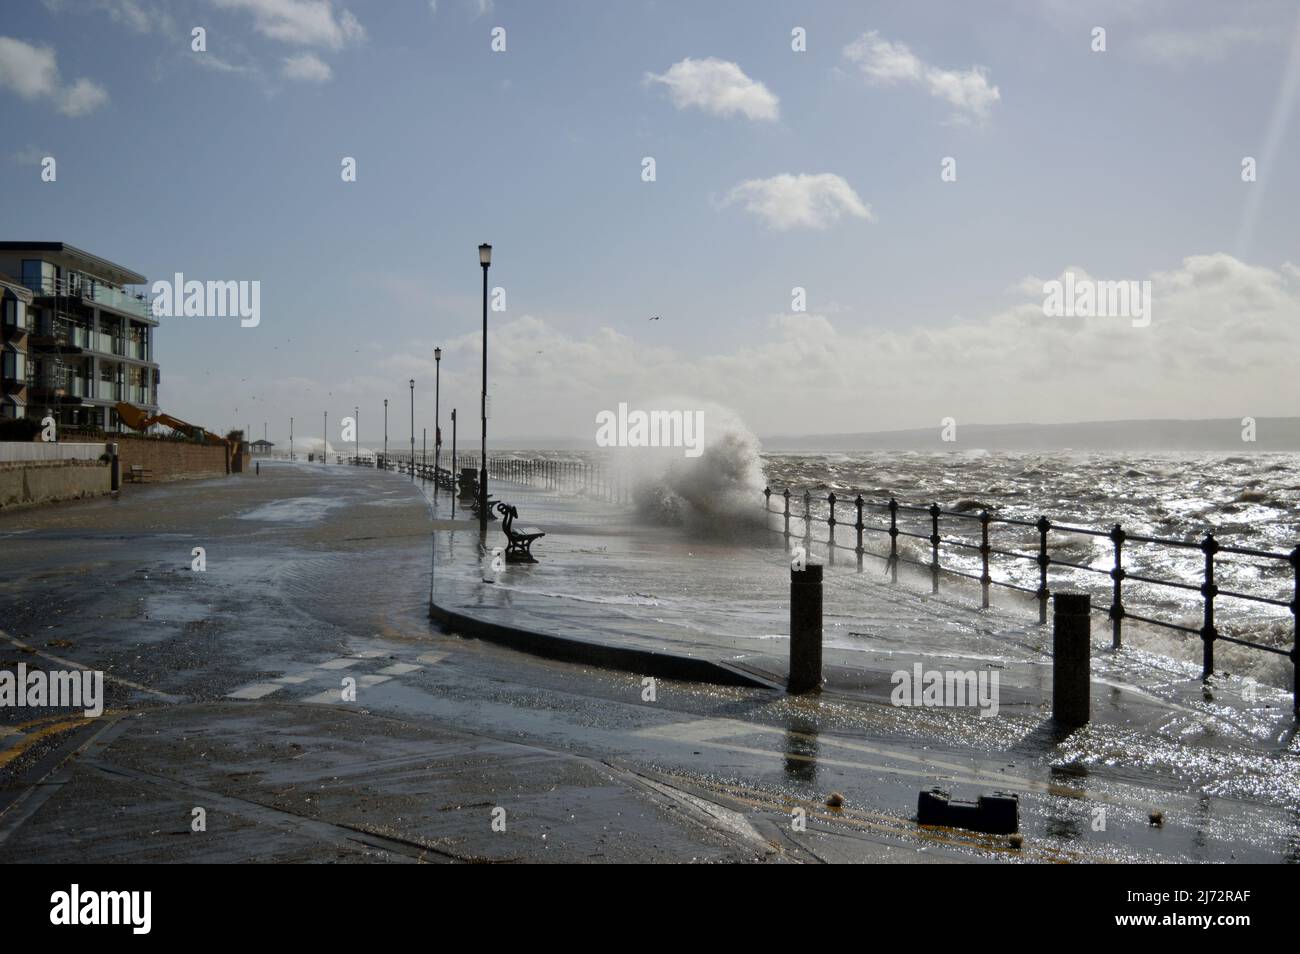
[0,461,1295,863]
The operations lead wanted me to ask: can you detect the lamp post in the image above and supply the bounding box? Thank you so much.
[290,417,293,460]
[451,408,458,517]
[434,347,442,475]
[409,378,416,481]
[383,398,388,464]
[354,405,359,464]
[478,243,491,530]
[323,411,327,465]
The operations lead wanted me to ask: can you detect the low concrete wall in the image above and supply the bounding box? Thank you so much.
[0,459,111,509]
[0,441,105,462]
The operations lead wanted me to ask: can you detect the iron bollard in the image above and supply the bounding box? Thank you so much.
[108,442,119,492]
[789,563,823,693]
[256,461,260,476]
[1053,592,1091,727]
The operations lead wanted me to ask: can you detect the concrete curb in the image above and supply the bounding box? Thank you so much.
[428,599,778,689]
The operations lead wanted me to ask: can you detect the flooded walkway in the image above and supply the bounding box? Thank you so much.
[0,462,1295,863]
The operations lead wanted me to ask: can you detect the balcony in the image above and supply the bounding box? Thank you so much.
[25,276,153,320]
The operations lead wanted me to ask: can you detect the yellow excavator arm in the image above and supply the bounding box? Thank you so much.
[115,402,224,445]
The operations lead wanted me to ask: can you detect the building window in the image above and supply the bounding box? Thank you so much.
[20,260,53,294]
[3,351,27,382]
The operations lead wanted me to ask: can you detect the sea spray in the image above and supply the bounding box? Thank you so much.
[618,400,766,535]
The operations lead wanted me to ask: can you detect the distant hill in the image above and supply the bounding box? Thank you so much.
[760,418,1300,452]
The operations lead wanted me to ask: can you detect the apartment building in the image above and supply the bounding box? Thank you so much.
[0,242,159,431]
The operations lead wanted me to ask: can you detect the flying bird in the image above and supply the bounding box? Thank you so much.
[649,315,660,321]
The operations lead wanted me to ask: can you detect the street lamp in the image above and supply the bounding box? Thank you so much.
[409,378,415,481]
[434,347,442,476]
[354,405,359,464]
[290,417,294,460]
[323,411,327,465]
[478,243,491,530]
[383,398,388,464]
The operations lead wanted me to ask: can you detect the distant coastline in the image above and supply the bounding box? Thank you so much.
[760,417,1300,452]
[487,418,1300,453]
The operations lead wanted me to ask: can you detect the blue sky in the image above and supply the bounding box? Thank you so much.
[4,0,1300,449]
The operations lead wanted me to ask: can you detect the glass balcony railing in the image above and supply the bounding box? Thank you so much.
[24,276,153,319]
[90,332,125,356]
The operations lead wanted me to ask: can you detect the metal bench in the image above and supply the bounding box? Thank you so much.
[495,502,544,563]
[470,492,498,521]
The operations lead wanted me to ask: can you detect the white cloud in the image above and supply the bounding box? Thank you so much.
[843,30,999,122]
[382,254,1300,438]
[42,0,171,34]
[282,51,332,82]
[9,144,49,165]
[59,77,110,116]
[214,0,365,50]
[722,173,873,230]
[194,54,261,77]
[843,32,922,83]
[0,36,109,116]
[0,36,60,99]
[645,57,779,121]
[1137,26,1275,65]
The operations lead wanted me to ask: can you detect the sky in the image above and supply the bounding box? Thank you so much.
[3,0,1300,450]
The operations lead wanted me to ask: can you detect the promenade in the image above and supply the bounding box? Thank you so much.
[0,462,1295,863]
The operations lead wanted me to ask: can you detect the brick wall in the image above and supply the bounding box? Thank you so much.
[113,436,229,481]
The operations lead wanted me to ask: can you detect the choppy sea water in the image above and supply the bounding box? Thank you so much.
[503,444,1298,681]
[762,450,1298,665]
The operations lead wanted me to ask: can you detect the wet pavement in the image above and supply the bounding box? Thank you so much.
[1,462,1297,863]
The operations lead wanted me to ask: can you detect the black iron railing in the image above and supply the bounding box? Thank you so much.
[483,456,628,504]
[764,487,1299,716]
[349,453,630,505]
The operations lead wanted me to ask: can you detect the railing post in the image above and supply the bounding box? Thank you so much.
[1109,524,1126,649]
[803,490,812,548]
[1290,546,1299,719]
[887,497,899,583]
[979,510,991,608]
[826,493,837,567]
[788,562,823,694]
[1036,516,1051,625]
[854,495,864,572]
[1200,532,1218,682]
[783,489,791,540]
[929,503,941,595]
[1053,592,1091,727]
